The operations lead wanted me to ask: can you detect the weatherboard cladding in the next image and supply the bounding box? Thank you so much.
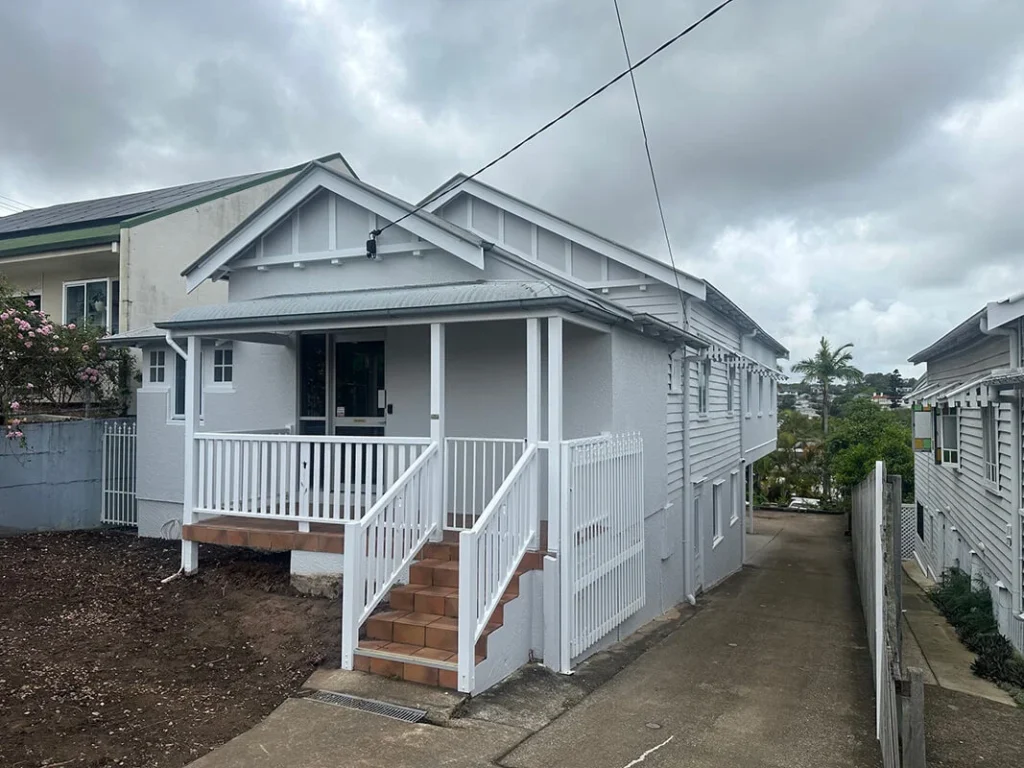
[915,330,1014,596]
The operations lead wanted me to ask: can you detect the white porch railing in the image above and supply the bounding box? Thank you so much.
[457,443,539,692]
[341,442,440,669]
[559,433,645,666]
[192,433,431,523]
[445,437,527,530]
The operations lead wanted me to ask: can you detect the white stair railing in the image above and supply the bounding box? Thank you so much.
[341,442,440,669]
[457,443,538,692]
[192,432,430,523]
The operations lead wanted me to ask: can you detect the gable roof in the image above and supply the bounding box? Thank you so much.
[181,161,490,290]
[422,174,788,358]
[0,152,358,238]
[907,308,987,364]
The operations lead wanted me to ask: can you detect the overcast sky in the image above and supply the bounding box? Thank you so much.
[2,0,1022,375]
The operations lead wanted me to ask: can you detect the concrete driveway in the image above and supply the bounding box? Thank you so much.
[501,511,880,767]
[189,511,881,767]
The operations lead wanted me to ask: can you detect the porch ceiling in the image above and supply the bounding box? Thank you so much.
[154,279,633,333]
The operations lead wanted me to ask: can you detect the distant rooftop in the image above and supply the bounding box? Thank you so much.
[0,152,355,237]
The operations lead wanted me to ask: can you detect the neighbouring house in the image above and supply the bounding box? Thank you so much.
[0,153,357,336]
[908,299,1024,654]
[106,160,786,694]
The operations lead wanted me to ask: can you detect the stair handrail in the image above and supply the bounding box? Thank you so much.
[341,441,440,670]
[457,442,539,692]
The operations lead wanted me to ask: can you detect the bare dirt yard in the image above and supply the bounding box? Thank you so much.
[0,530,339,768]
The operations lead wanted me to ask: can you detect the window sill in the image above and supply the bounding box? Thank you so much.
[983,482,1002,498]
[757,412,764,418]
[696,413,710,422]
[744,413,752,420]
[729,515,739,527]
[712,534,725,549]
[205,384,235,394]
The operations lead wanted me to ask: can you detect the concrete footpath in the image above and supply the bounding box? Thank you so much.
[500,511,879,767]
[188,511,880,767]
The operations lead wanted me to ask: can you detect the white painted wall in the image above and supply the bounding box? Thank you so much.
[741,333,780,464]
[1,249,120,325]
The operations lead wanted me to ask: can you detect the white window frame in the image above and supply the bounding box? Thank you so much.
[212,345,234,386]
[712,480,724,547]
[698,359,711,415]
[730,470,740,525]
[982,405,998,486]
[768,379,776,416]
[935,407,959,466]
[745,370,754,419]
[169,348,204,424]
[62,278,119,332]
[148,350,166,384]
[668,353,683,395]
[727,365,736,414]
[758,375,765,417]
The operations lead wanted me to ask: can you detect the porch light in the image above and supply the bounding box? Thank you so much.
[292,262,304,269]
[256,265,269,272]
[330,258,343,266]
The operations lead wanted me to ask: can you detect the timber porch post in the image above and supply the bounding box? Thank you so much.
[430,323,446,538]
[181,335,201,574]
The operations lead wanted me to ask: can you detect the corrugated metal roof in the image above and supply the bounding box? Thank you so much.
[99,325,166,346]
[0,172,270,235]
[159,280,619,329]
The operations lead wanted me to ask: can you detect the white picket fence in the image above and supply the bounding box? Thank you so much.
[458,444,539,691]
[101,420,137,526]
[191,433,430,523]
[560,433,645,665]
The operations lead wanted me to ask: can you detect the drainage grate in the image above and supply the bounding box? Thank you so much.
[306,691,427,723]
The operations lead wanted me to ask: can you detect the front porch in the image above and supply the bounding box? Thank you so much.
[166,304,650,694]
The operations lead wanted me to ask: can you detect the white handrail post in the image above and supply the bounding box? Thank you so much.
[430,323,446,540]
[457,529,476,693]
[548,317,563,550]
[341,525,360,670]
[526,318,541,548]
[181,335,201,574]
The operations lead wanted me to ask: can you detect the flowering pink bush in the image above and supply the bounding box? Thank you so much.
[1,278,135,441]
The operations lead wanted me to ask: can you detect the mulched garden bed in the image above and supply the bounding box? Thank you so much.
[0,530,339,768]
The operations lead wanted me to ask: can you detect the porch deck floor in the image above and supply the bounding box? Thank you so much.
[182,516,347,554]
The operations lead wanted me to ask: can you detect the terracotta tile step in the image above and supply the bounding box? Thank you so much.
[182,518,345,554]
[364,610,497,656]
[389,583,518,620]
[354,641,483,688]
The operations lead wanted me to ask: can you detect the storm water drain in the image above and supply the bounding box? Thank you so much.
[306,691,427,724]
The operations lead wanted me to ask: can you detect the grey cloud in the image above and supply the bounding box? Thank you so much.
[1,0,1023,374]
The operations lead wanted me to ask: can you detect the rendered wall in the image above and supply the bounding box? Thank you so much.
[0,419,112,531]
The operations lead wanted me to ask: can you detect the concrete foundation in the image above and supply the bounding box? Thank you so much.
[291,551,344,597]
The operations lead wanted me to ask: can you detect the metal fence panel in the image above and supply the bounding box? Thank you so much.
[101,420,137,526]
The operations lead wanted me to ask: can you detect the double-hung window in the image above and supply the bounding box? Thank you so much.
[982,405,998,485]
[698,359,711,414]
[727,366,736,413]
[935,406,959,465]
[213,347,233,384]
[149,350,166,384]
[63,278,119,333]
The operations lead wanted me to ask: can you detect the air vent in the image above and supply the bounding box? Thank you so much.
[306,691,427,724]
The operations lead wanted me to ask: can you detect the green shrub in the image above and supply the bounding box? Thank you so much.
[930,567,1024,692]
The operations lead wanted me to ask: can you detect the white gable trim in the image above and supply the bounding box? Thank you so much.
[425,179,705,300]
[185,168,485,292]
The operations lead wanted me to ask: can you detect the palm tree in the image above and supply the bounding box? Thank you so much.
[792,337,862,502]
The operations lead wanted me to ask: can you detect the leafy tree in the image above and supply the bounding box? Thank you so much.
[791,337,863,501]
[827,399,913,501]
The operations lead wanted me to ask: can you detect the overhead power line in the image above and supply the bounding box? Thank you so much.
[371,0,738,240]
[0,193,29,210]
[611,0,685,306]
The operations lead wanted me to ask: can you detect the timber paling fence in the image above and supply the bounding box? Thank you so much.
[851,462,926,768]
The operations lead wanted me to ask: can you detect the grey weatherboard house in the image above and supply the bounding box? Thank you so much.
[909,298,1024,655]
[107,160,787,694]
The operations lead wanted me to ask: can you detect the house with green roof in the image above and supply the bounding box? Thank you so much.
[0,153,356,333]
